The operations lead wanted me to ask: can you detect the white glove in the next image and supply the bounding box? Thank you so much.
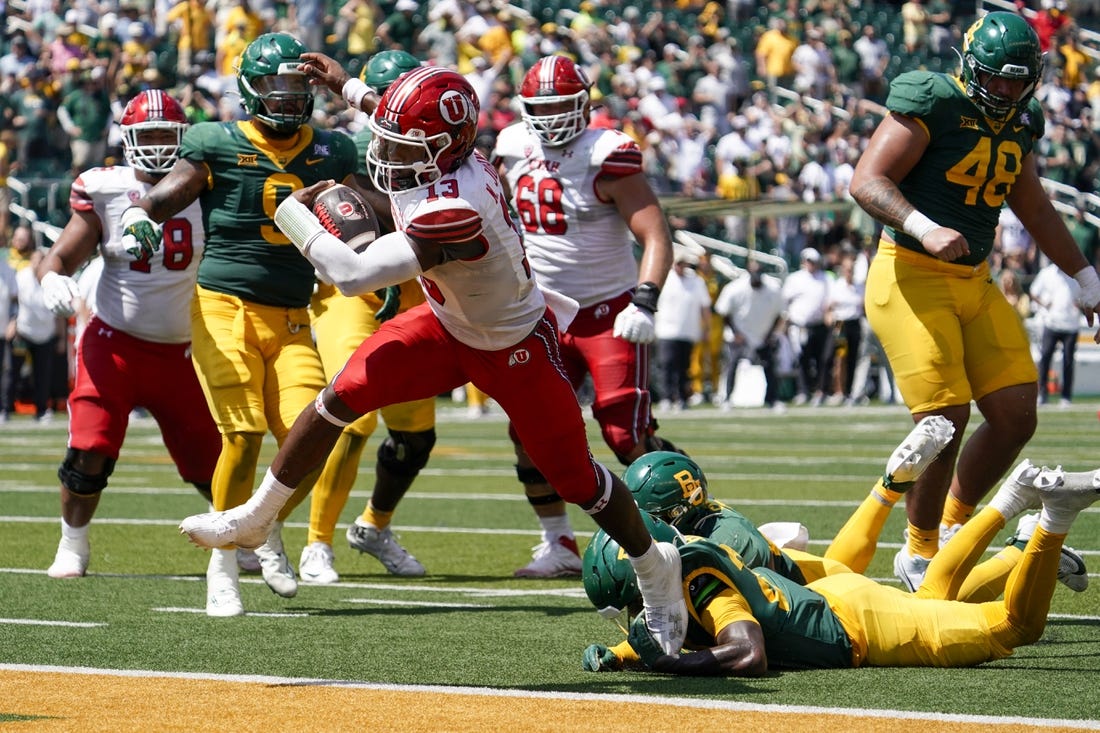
[41,271,81,317]
[613,303,657,344]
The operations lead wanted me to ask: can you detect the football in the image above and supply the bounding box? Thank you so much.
[312,183,380,253]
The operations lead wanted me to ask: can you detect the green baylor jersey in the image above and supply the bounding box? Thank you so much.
[679,539,853,669]
[885,71,1044,267]
[681,501,806,584]
[181,121,357,307]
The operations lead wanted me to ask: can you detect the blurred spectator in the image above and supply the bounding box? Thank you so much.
[0,35,36,79]
[15,246,62,422]
[637,75,678,127]
[221,0,265,45]
[782,246,830,406]
[754,17,797,98]
[57,69,112,173]
[691,55,732,133]
[338,0,381,63]
[901,0,932,54]
[654,249,712,410]
[823,246,864,405]
[166,0,215,78]
[853,24,890,103]
[1030,261,1082,407]
[1020,0,1071,55]
[377,0,421,52]
[791,28,834,100]
[713,261,785,409]
[998,268,1032,322]
[0,252,15,422]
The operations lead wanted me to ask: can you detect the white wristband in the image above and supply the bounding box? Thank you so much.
[274,196,327,255]
[120,205,153,229]
[901,210,940,243]
[341,78,373,110]
[1073,266,1100,310]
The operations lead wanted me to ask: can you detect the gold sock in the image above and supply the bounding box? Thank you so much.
[906,521,939,559]
[362,501,393,531]
[941,493,976,529]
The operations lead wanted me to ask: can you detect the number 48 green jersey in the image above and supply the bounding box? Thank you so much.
[181,120,357,307]
[885,71,1044,267]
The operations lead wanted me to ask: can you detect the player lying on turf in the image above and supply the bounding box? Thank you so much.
[581,446,1100,674]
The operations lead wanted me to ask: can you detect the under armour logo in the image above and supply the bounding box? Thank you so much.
[98,326,114,338]
[508,348,530,367]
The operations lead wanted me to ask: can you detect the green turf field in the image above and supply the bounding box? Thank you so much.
[3,400,1099,726]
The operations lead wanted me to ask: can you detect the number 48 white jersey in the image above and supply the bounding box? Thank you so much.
[70,165,205,343]
[492,125,643,308]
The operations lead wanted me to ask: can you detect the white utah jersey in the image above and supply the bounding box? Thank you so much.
[492,124,641,308]
[391,151,545,351]
[70,165,205,343]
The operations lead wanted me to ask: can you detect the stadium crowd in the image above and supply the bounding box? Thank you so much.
[2,0,1100,414]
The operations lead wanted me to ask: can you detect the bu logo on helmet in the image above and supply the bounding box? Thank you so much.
[439,89,473,125]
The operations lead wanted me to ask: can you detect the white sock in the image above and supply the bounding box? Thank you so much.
[209,548,239,580]
[60,518,89,542]
[246,470,295,518]
[1038,506,1077,535]
[538,513,573,541]
[629,539,661,588]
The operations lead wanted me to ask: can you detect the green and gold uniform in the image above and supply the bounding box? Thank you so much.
[865,72,1041,412]
[678,500,807,584]
[184,119,356,513]
[613,510,1063,670]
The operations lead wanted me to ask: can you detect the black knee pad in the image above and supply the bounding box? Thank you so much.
[514,464,549,485]
[57,448,116,496]
[377,428,436,478]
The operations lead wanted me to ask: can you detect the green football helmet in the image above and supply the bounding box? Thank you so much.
[623,451,709,528]
[960,11,1042,121]
[359,50,421,95]
[581,513,681,625]
[236,32,314,133]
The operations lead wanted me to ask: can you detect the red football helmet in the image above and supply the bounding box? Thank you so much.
[120,89,188,174]
[366,66,480,194]
[519,55,592,147]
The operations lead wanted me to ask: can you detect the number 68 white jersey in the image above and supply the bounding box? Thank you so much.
[492,125,643,308]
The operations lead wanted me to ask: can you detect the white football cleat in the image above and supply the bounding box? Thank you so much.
[236,548,262,573]
[255,522,297,598]
[987,459,1055,520]
[346,520,426,576]
[299,542,339,585]
[514,536,582,578]
[179,505,271,550]
[884,415,955,485]
[893,546,931,593]
[47,536,90,579]
[1039,467,1100,517]
[636,542,688,656]
[206,548,244,617]
[1009,513,1089,592]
